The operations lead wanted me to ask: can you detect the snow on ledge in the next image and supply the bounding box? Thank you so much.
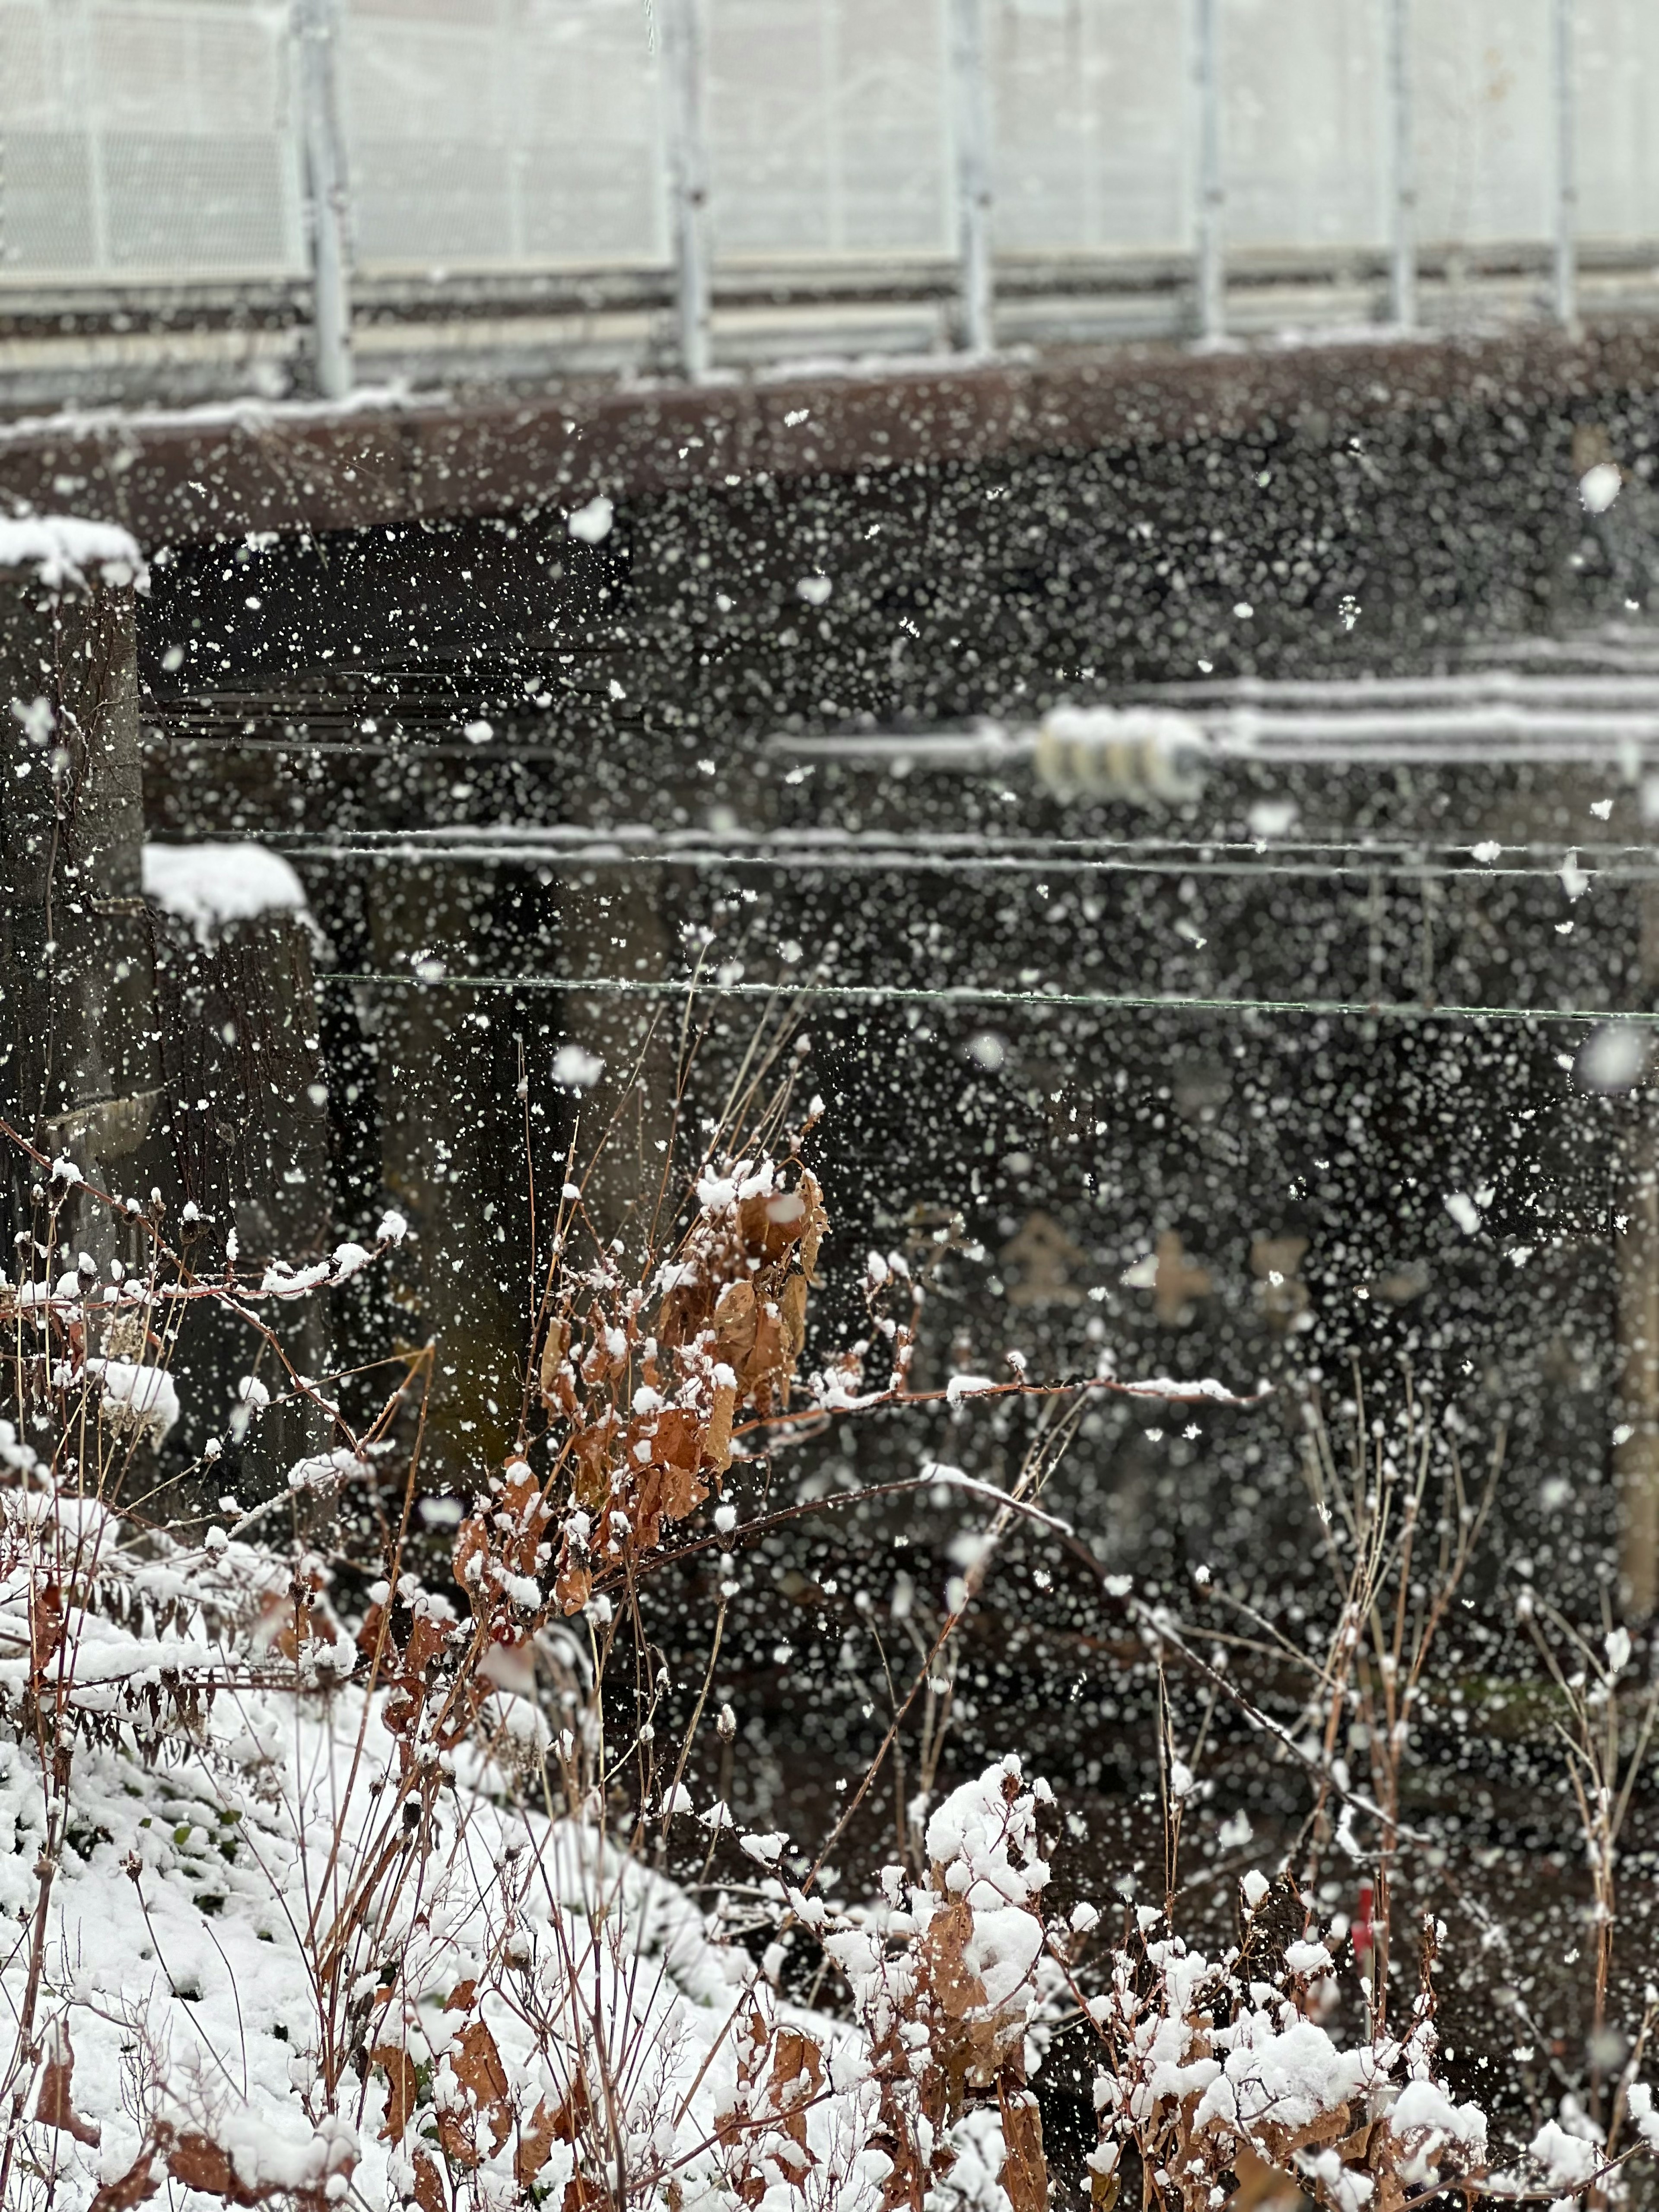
[0,513,146,591]
[143,841,311,946]
[0,380,423,448]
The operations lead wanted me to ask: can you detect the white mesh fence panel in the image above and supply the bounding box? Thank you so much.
[340,0,667,272]
[702,0,951,260]
[1574,0,1659,249]
[2,0,1656,295]
[1220,0,1386,256]
[0,0,305,279]
[1412,0,1555,250]
[988,0,1188,257]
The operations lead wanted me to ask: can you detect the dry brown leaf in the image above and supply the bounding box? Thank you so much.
[435,2109,478,2170]
[404,1610,451,1676]
[1333,2121,1375,2167]
[746,1303,788,1413]
[662,1462,708,1526]
[878,2127,930,2212]
[923,1896,985,2024]
[373,2044,420,2142]
[653,1421,709,1520]
[705,1379,736,1471]
[383,1689,420,1750]
[444,1979,478,2012]
[550,2075,596,2144]
[355,1599,390,1664]
[737,1188,802,1265]
[798,1174,826,1280]
[571,1419,616,1513]
[88,2153,158,2212]
[645,1406,710,1501]
[773,2026,823,2094]
[536,2080,608,2210]
[555,1540,593,1615]
[632,1465,668,1553]
[1230,2147,1303,2212]
[452,1516,491,1605]
[167,2133,248,2200]
[770,2028,824,2157]
[998,2088,1048,2212]
[1269,2102,1352,2161]
[538,1318,572,1409]
[779,1271,808,1364]
[715,2000,778,2205]
[36,2026,101,2145]
[31,1580,65,1679]
[716,2002,771,2145]
[656,1265,711,1348]
[451,2018,512,2153]
[580,1322,629,1388]
[712,1278,758,1375]
[412,2148,445,2212]
[516,2097,559,2189]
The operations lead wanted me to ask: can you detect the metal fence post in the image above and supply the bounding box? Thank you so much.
[948,0,994,356]
[660,0,712,384]
[1553,0,1578,331]
[1386,0,1416,328]
[295,0,353,401]
[1193,0,1224,344]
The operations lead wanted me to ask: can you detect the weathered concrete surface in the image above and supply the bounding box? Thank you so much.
[0,561,162,1198]
[2,326,1658,550]
[11,323,1657,1553]
[0,555,339,1487]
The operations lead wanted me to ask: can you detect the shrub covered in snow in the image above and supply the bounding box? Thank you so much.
[0,1112,1652,2212]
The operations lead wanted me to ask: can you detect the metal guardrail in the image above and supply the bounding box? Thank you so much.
[0,0,1653,399]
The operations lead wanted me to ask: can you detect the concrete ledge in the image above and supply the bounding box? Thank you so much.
[1,321,1657,550]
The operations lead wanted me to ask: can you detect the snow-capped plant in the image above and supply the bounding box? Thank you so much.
[0,1095,1652,2212]
[815,1756,1054,2211]
[1077,1889,1487,2212]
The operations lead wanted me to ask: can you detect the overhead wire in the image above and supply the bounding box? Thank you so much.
[311,972,1657,1026]
[272,830,1659,885]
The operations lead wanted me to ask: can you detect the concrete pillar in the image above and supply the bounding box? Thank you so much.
[147,903,337,1484]
[365,863,525,1477]
[3,528,340,1500]
[0,532,162,1250]
[1616,890,1659,1618]
[556,862,680,1264]
[1616,1121,1659,1619]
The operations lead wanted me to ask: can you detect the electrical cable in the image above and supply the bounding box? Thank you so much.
[311,971,1657,1025]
